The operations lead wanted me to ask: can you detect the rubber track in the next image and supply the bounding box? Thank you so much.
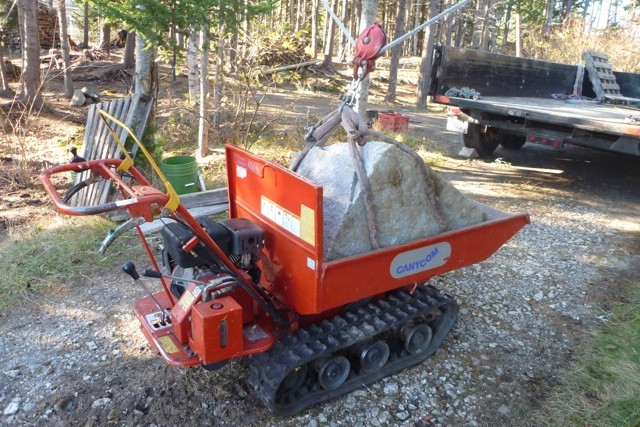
[247,286,459,416]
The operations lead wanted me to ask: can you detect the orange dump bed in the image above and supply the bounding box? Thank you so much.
[226,145,530,316]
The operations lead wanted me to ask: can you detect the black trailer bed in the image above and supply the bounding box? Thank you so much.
[430,46,640,157]
[435,95,640,137]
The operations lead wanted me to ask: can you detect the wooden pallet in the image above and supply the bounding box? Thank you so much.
[584,51,640,106]
[70,94,154,207]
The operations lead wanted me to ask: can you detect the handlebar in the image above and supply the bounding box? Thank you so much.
[40,158,171,219]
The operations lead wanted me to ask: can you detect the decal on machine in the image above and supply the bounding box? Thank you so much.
[261,196,314,245]
[236,165,247,179]
[157,335,179,354]
[390,242,451,279]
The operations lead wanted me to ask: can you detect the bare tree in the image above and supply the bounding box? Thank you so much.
[385,0,408,103]
[355,0,379,118]
[416,0,438,109]
[187,26,200,102]
[198,23,210,158]
[56,0,74,98]
[471,0,488,49]
[100,23,111,50]
[83,1,89,47]
[18,0,42,106]
[0,45,9,92]
[544,0,556,38]
[122,31,136,69]
[322,0,337,67]
[311,0,319,58]
[134,33,156,96]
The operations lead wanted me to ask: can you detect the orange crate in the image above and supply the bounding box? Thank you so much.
[378,112,409,132]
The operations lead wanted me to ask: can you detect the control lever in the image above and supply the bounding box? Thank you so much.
[122,262,169,322]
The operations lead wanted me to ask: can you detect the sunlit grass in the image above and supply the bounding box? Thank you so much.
[0,216,141,312]
[534,282,640,427]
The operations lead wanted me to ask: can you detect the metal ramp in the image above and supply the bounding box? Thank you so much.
[71,94,154,207]
[583,51,640,107]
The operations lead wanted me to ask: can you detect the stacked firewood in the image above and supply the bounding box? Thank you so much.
[247,32,311,67]
[37,3,59,50]
[3,3,59,51]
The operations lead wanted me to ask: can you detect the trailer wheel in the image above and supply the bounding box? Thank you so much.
[497,132,526,150]
[463,123,499,156]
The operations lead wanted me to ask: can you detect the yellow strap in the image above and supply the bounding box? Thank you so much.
[98,110,180,213]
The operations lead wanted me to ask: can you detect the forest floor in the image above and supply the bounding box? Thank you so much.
[0,51,639,426]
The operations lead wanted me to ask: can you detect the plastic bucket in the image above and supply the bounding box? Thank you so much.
[160,155,199,195]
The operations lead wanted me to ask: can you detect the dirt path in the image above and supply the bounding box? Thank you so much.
[2,80,640,426]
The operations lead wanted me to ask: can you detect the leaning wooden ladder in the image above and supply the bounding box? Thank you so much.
[583,51,640,106]
[70,94,154,207]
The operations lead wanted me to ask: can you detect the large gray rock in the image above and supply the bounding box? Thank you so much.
[294,141,487,261]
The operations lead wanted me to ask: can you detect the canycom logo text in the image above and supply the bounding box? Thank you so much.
[390,242,451,279]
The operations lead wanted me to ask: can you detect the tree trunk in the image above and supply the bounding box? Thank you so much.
[311,0,318,58]
[471,0,488,49]
[198,23,210,158]
[486,1,497,52]
[416,0,438,110]
[242,0,249,57]
[229,31,237,71]
[0,45,8,92]
[503,1,513,49]
[213,34,224,126]
[515,13,521,57]
[409,0,418,54]
[122,30,136,69]
[337,0,349,61]
[384,0,408,103]
[83,1,89,47]
[544,0,556,38]
[18,0,42,106]
[187,26,200,102]
[100,24,111,50]
[56,0,74,98]
[355,0,378,118]
[322,0,337,67]
[480,0,494,51]
[454,11,465,47]
[134,33,157,96]
[444,0,455,47]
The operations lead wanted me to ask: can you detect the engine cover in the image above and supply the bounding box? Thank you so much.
[161,216,231,269]
[161,216,264,270]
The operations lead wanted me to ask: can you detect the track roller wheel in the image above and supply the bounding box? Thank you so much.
[276,364,308,402]
[358,341,390,373]
[399,322,433,355]
[317,356,350,390]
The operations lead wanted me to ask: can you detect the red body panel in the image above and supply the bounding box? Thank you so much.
[226,146,324,314]
[190,297,244,364]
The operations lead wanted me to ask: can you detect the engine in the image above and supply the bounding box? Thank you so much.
[160,216,264,297]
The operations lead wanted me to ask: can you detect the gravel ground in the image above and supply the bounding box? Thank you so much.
[1,111,639,426]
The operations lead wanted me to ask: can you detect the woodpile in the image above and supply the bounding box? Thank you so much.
[247,32,311,67]
[3,3,60,51]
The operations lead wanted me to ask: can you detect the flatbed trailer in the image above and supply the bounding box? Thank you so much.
[430,46,640,157]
